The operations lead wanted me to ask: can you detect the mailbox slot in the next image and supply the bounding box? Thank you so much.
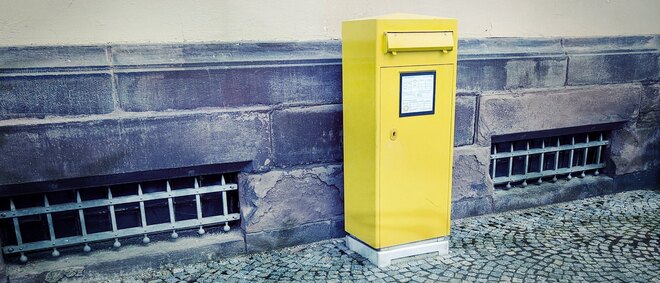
[385,31,454,53]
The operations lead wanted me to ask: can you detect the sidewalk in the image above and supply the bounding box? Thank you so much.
[77,190,659,282]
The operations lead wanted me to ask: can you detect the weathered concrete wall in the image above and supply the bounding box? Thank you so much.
[0,36,658,271]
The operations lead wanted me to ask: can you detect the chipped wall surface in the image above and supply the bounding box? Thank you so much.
[0,36,658,267]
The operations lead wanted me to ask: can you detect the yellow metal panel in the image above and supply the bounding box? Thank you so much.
[343,14,457,249]
[385,32,454,53]
[379,65,454,247]
[342,19,380,247]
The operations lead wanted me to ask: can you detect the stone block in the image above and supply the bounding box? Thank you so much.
[0,74,114,119]
[452,146,493,202]
[638,83,660,129]
[239,165,343,233]
[492,176,616,213]
[0,45,109,70]
[613,168,660,191]
[0,110,271,186]
[457,38,566,91]
[457,59,507,91]
[451,197,493,219]
[563,36,659,86]
[457,57,567,92]
[609,126,660,175]
[566,52,658,86]
[6,231,245,282]
[477,84,642,145]
[271,105,343,167]
[454,95,476,146]
[116,64,341,111]
[562,36,658,53]
[245,219,344,253]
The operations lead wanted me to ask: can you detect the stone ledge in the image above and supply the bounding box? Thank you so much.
[0,110,271,186]
[613,168,660,191]
[562,35,659,54]
[245,219,344,253]
[5,231,245,283]
[451,197,493,219]
[492,175,616,213]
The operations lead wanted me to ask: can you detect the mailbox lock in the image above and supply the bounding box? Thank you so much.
[390,129,398,141]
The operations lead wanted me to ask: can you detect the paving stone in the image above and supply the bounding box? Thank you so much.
[101,190,660,282]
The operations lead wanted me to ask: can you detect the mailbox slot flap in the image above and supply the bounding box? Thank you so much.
[385,31,454,53]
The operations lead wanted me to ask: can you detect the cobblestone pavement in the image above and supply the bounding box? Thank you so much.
[100,190,659,283]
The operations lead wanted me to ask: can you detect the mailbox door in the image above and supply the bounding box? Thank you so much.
[379,64,454,247]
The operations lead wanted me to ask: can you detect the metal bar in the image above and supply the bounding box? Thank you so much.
[108,188,118,235]
[553,138,560,182]
[77,191,91,252]
[490,140,608,159]
[194,178,205,235]
[595,133,604,175]
[167,181,175,224]
[492,163,606,185]
[3,213,240,254]
[9,199,23,246]
[568,136,575,179]
[138,185,147,231]
[522,141,530,186]
[581,135,589,177]
[221,175,230,232]
[76,191,88,238]
[43,195,60,257]
[491,146,497,179]
[506,143,513,188]
[137,184,150,244]
[0,184,237,219]
[221,176,229,217]
[166,181,178,239]
[195,178,203,221]
[44,195,56,241]
[537,140,545,184]
[9,199,27,262]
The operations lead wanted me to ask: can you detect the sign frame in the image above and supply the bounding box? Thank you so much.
[399,71,437,117]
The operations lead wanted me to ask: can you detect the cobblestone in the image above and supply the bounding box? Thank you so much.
[96,190,659,282]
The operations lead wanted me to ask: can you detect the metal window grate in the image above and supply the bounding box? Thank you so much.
[490,131,608,189]
[0,174,239,263]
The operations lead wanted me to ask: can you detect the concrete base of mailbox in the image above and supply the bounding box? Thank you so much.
[346,235,449,268]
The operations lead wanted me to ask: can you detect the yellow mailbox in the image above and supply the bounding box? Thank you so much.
[342,14,458,267]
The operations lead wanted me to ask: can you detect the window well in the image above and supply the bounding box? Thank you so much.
[490,130,609,189]
[0,173,240,263]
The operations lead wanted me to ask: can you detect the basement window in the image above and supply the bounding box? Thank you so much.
[490,131,609,189]
[0,174,240,263]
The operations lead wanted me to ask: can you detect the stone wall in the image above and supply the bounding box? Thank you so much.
[0,36,658,261]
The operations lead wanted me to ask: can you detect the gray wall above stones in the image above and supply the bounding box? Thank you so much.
[0,36,658,253]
